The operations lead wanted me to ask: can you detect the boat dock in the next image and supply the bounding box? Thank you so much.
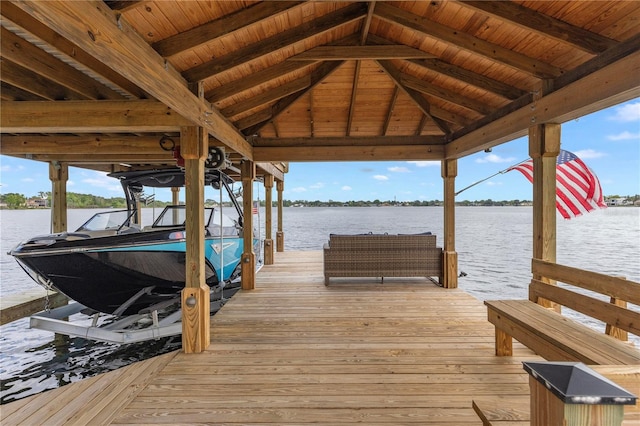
[2,250,545,425]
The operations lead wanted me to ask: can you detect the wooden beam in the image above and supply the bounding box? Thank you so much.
[256,162,285,182]
[0,58,87,101]
[375,2,562,79]
[8,1,253,158]
[220,75,311,118]
[0,134,174,155]
[253,144,445,162]
[182,3,367,82]
[105,1,149,12]
[254,135,444,147]
[289,45,436,61]
[206,61,316,103]
[1,27,124,100]
[401,72,494,115]
[241,61,344,136]
[376,60,451,134]
[406,58,527,101]
[382,86,399,136]
[1,2,147,99]
[459,0,617,54]
[1,100,191,133]
[152,2,303,57]
[446,46,640,158]
[346,61,362,136]
[25,154,174,164]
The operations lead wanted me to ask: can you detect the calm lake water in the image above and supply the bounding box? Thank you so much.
[1,206,639,403]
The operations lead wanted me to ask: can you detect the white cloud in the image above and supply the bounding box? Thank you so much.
[21,177,34,183]
[486,181,503,186]
[607,131,640,141]
[573,149,606,159]
[290,187,307,193]
[388,166,410,173]
[82,172,122,192]
[609,102,640,122]
[341,186,352,191]
[309,182,325,189]
[476,154,517,164]
[1,164,25,173]
[373,175,389,181]
[407,161,439,167]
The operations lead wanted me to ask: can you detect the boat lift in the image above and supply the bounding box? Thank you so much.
[29,285,240,344]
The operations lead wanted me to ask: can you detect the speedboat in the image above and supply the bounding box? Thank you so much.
[8,168,257,316]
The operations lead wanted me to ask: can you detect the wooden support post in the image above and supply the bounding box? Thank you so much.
[241,161,256,290]
[171,187,181,224]
[49,162,68,233]
[525,362,635,426]
[441,159,457,288]
[264,175,275,265]
[530,123,560,310]
[276,180,285,252]
[180,125,210,354]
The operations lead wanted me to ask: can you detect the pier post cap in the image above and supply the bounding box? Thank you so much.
[523,361,637,405]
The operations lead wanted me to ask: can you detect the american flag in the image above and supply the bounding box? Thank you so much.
[508,149,607,219]
[252,201,259,215]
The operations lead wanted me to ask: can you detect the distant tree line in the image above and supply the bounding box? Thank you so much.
[2,192,638,209]
[0,191,170,209]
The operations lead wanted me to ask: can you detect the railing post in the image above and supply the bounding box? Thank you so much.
[264,175,275,265]
[276,180,285,252]
[524,361,636,426]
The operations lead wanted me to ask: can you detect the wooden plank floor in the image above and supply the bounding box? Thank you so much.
[2,251,542,425]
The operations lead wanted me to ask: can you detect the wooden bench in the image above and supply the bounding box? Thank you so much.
[472,365,640,426]
[323,233,443,286]
[485,259,640,365]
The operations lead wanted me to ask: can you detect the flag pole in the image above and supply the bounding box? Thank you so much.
[455,158,529,196]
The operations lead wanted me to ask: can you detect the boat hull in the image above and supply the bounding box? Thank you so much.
[11,231,245,315]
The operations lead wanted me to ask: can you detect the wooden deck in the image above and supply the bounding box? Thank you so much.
[2,250,543,425]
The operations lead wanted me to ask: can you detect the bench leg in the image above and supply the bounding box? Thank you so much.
[494,327,513,356]
[324,276,329,286]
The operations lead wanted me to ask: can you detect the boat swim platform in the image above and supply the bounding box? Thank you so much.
[3,250,544,425]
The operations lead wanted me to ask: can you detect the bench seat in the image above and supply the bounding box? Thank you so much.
[485,299,640,365]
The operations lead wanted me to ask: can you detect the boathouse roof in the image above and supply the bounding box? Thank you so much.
[1,1,639,177]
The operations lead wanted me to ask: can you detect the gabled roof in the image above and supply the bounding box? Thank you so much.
[1,1,639,177]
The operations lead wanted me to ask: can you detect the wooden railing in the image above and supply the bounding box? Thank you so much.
[530,258,640,340]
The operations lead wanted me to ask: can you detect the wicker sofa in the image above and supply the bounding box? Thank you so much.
[323,233,443,286]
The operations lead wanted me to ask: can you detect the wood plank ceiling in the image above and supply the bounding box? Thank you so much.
[1,1,639,176]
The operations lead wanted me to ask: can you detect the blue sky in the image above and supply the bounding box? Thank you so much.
[1,99,638,202]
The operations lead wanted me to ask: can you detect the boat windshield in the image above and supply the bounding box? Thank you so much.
[76,210,135,232]
[152,206,241,236]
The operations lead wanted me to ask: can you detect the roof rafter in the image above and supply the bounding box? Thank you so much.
[446,45,640,158]
[153,1,304,57]
[182,3,368,82]
[458,0,618,54]
[6,0,253,158]
[1,2,147,99]
[206,61,316,103]
[1,27,124,101]
[241,61,345,136]
[376,60,451,134]
[374,2,562,79]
